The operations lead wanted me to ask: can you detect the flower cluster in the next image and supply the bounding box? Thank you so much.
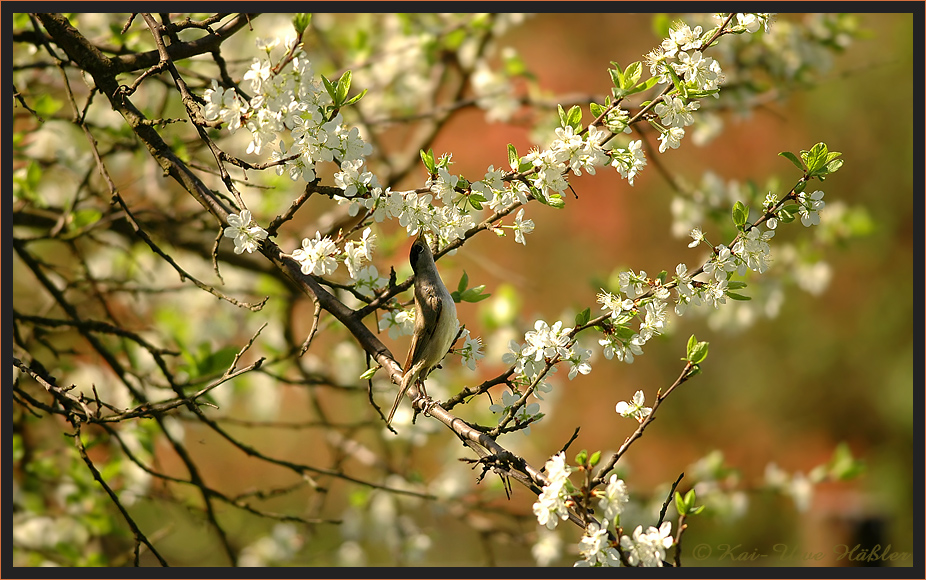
[224,210,268,254]
[202,38,372,183]
[642,15,775,155]
[334,158,379,200]
[620,522,674,567]
[574,521,621,567]
[532,453,573,530]
[290,227,376,281]
[292,232,339,276]
[595,277,671,365]
[598,474,630,523]
[206,15,779,261]
[503,319,590,386]
[488,389,541,435]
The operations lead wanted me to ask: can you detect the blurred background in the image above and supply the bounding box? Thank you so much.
[12,12,916,567]
[439,12,917,567]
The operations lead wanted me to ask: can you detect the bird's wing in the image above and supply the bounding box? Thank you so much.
[403,284,442,372]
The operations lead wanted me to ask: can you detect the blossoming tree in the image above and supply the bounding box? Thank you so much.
[12,12,881,567]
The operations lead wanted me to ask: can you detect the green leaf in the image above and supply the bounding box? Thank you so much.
[683,88,721,99]
[575,307,591,327]
[457,271,469,294]
[623,76,659,97]
[778,151,804,171]
[335,70,352,105]
[502,50,531,78]
[507,143,519,170]
[461,285,490,302]
[292,13,311,35]
[675,491,687,515]
[359,366,378,380]
[547,195,566,209]
[195,346,239,378]
[564,105,582,131]
[590,102,605,118]
[454,273,491,303]
[32,94,63,118]
[725,292,752,301]
[342,88,367,107]
[827,442,866,480]
[824,158,844,175]
[684,489,697,508]
[732,201,748,229]
[656,270,668,285]
[589,450,601,467]
[575,449,588,465]
[673,488,704,516]
[687,337,709,364]
[623,61,642,89]
[800,142,830,174]
[320,75,337,101]
[69,208,102,231]
[665,65,687,99]
[608,63,623,89]
[420,148,436,173]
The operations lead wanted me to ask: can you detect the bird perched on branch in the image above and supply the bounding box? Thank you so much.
[387,234,458,425]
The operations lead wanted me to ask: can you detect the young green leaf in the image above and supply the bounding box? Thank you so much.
[675,491,687,515]
[575,307,591,327]
[623,61,642,89]
[507,143,519,170]
[575,449,588,466]
[342,89,368,107]
[292,13,312,35]
[624,76,659,97]
[732,201,748,229]
[778,151,804,171]
[335,70,352,105]
[321,75,337,101]
[609,62,623,89]
[565,105,582,131]
[457,271,469,294]
[420,149,436,173]
[686,336,709,364]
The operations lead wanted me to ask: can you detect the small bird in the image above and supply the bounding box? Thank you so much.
[387,234,459,425]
